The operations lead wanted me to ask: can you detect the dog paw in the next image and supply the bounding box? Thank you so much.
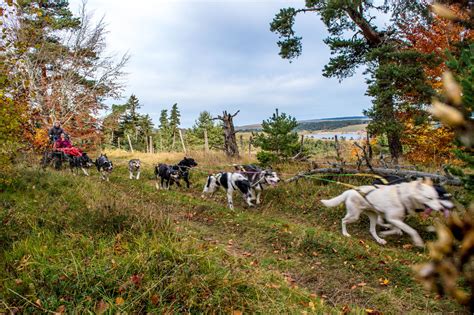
[377,239,387,245]
[342,233,351,238]
[414,240,425,248]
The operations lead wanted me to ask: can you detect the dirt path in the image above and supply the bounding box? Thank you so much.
[104,171,462,313]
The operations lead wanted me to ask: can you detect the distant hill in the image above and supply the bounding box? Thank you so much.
[236,116,370,132]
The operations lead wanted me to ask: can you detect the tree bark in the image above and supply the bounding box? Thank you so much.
[214,110,240,157]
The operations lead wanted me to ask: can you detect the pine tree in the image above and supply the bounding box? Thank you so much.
[189,111,224,149]
[122,95,141,140]
[270,1,433,162]
[158,109,170,150]
[169,103,181,149]
[253,109,299,159]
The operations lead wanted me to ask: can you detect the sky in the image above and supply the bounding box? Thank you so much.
[69,0,373,127]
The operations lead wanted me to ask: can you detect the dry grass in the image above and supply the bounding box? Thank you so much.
[104,149,257,170]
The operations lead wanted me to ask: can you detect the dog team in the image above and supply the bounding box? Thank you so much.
[58,153,456,248]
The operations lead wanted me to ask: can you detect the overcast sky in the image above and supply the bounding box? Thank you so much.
[69,0,372,127]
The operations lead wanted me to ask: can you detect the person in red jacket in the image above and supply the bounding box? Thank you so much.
[54,133,82,156]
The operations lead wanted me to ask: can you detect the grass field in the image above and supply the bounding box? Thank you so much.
[0,150,468,313]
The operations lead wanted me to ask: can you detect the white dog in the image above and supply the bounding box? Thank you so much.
[202,172,253,210]
[321,178,448,247]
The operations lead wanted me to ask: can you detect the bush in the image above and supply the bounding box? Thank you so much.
[256,151,279,166]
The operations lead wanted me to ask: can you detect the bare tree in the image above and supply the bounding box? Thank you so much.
[17,0,129,127]
[214,110,240,157]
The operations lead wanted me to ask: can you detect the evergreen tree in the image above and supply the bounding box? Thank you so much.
[158,109,171,150]
[270,1,434,161]
[159,109,169,131]
[121,95,141,140]
[169,103,181,149]
[189,111,224,149]
[253,109,300,158]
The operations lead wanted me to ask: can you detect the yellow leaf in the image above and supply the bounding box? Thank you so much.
[115,297,125,306]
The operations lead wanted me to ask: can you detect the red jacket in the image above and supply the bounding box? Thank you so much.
[55,138,72,149]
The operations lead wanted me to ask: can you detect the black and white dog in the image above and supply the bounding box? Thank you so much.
[155,163,180,190]
[201,172,253,210]
[172,157,198,188]
[69,152,94,176]
[95,154,113,181]
[128,159,141,180]
[234,164,280,205]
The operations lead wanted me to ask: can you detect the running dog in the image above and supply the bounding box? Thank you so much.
[234,164,280,204]
[69,152,94,176]
[370,175,454,237]
[95,154,113,181]
[202,172,253,210]
[321,178,448,247]
[128,159,141,180]
[172,157,198,188]
[155,163,180,190]
[372,175,454,212]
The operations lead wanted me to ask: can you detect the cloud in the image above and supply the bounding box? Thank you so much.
[69,0,372,127]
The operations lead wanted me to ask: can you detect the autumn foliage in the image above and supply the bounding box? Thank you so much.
[401,117,456,165]
[401,4,474,91]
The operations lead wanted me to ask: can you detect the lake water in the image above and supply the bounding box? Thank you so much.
[305,132,366,140]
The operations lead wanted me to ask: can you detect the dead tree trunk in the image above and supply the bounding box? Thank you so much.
[214,110,240,157]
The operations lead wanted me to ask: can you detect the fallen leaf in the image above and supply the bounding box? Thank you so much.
[402,244,413,249]
[342,305,351,314]
[232,310,243,315]
[150,294,160,305]
[250,260,259,266]
[115,297,125,306]
[308,301,316,311]
[379,278,390,286]
[35,299,42,307]
[55,305,66,314]
[95,300,108,314]
[130,274,143,287]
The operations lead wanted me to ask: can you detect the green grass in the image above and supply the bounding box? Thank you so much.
[0,154,468,313]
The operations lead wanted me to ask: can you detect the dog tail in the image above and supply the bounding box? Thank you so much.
[321,191,351,208]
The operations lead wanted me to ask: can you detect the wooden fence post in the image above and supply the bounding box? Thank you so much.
[248,136,252,159]
[127,134,134,153]
[117,137,120,150]
[149,136,154,154]
[204,129,209,153]
[179,129,187,155]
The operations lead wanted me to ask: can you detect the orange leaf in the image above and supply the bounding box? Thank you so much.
[95,300,108,314]
[150,294,160,305]
[115,297,125,306]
